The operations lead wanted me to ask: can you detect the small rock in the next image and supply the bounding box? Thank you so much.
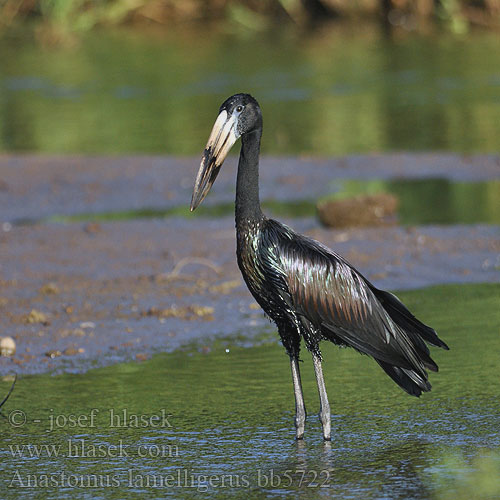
[79,321,96,329]
[58,328,85,338]
[0,337,16,356]
[209,280,241,294]
[24,309,50,326]
[317,193,399,229]
[142,305,214,321]
[45,350,62,359]
[84,222,102,234]
[39,282,60,295]
[190,305,214,320]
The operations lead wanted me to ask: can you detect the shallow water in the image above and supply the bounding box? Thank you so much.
[1,283,499,498]
[325,178,500,225]
[1,27,500,155]
[43,178,500,227]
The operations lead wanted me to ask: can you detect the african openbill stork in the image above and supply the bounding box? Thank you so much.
[190,94,449,441]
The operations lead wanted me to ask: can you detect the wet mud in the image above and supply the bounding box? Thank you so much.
[0,154,498,375]
[0,153,499,222]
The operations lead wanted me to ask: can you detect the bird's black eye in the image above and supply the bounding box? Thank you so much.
[236,105,243,113]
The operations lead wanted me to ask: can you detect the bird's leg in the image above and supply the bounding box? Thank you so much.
[312,352,331,441]
[290,356,306,440]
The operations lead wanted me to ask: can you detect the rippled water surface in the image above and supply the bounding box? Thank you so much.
[1,283,499,498]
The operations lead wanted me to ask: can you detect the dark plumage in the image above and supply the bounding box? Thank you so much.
[191,93,448,440]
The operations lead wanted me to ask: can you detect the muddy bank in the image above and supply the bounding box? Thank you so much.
[0,154,499,375]
[1,219,498,376]
[0,154,498,222]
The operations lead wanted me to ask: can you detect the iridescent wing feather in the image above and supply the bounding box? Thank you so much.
[260,219,448,395]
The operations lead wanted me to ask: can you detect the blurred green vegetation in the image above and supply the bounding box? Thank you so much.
[1,0,500,39]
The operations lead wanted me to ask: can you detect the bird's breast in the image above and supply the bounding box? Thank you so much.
[236,222,264,285]
[236,220,292,326]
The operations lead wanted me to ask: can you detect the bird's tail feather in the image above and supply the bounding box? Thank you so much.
[371,287,449,350]
[375,359,431,397]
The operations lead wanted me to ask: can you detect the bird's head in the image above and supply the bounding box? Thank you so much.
[190,93,262,211]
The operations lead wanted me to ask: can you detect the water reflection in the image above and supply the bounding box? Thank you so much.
[329,179,500,225]
[1,27,500,154]
[1,283,499,499]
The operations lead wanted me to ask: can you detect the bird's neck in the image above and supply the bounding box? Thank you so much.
[235,130,263,226]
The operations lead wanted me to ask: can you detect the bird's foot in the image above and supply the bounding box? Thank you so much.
[295,423,305,440]
[322,425,331,441]
[295,418,305,440]
[294,404,306,440]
